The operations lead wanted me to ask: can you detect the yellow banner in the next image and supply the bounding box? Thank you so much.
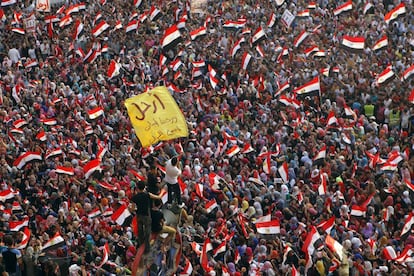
[124,86,189,147]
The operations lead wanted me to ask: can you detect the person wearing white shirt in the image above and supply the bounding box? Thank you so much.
[164,156,182,206]
[8,47,20,64]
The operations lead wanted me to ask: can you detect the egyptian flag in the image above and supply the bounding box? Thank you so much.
[256,219,280,234]
[401,65,414,81]
[292,265,299,276]
[326,111,338,127]
[294,30,309,48]
[99,181,116,191]
[275,81,290,97]
[170,58,183,71]
[190,26,207,40]
[241,52,252,70]
[84,48,100,63]
[111,204,131,225]
[409,89,414,104]
[223,20,245,29]
[213,241,226,257]
[162,24,182,51]
[125,20,138,33]
[344,103,357,121]
[44,15,60,24]
[73,20,84,40]
[317,217,335,233]
[92,20,109,37]
[24,59,38,68]
[12,28,25,35]
[93,12,102,26]
[305,45,319,56]
[13,119,27,128]
[36,130,47,142]
[231,37,245,58]
[0,189,14,202]
[55,166,75,176]
[401,212,414,237]
[45,148,63,159]
[204,198,218,213]
[59,14,72,28]
[167,83,183,93]
[16,227,30,249]
[226,145,240,158]
[208,172,222,191]
[333,1,352,16]
[65,4,79,15]
[297,9,310,17]
[350,205,366,217]
[1,0,16,6]
[382,246,397,260]
[384,3,406,24]
[313,50,326,57]
[241,143,255,154]
[263,155,271,174]
[256,45,265,58]
[294,76,320,98]
[9,217,29,231]
[278,162,289,183]
[41,118,57,125]
[134,0,142,8]
[200,238,213,273]
[313,145,326,162]
[363,2,374,14]
[209,74,220,90]
[267,13,276,28]
[375,66,395,86]
[301,226,321,272]
[83,159,101,179]
[341,35,365,52]
[149,5,162,21]
[326,235,344,260]
[88,207,102,218]
[42,232,65,252]
[192,67,203,80]
[192,60,205,68]
[107,60,121,79]
[113,20,123,31]
[180,256,193,275]
[88,107,104,119]
[372,35,388,51]
[129,169,146,181]
[13,152,42,169]
[318,173,328,195]
[251,26,266,45]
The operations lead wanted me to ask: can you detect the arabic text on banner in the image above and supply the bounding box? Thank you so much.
[124,86,189,147]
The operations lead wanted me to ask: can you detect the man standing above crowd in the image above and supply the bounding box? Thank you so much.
[164,156,183,207]
[131,181,162,255]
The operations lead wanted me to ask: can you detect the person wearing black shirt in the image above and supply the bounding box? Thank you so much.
[147,165,161,195]
[131,181,162,254]
[150,199,176,245]
[0,235,22,276]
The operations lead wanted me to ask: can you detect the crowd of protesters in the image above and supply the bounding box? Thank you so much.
[1,0,414,275]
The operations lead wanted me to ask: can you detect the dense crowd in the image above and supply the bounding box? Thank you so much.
[0,0,414,275]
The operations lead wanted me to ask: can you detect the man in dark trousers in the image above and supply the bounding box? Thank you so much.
[131,181,162,254]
